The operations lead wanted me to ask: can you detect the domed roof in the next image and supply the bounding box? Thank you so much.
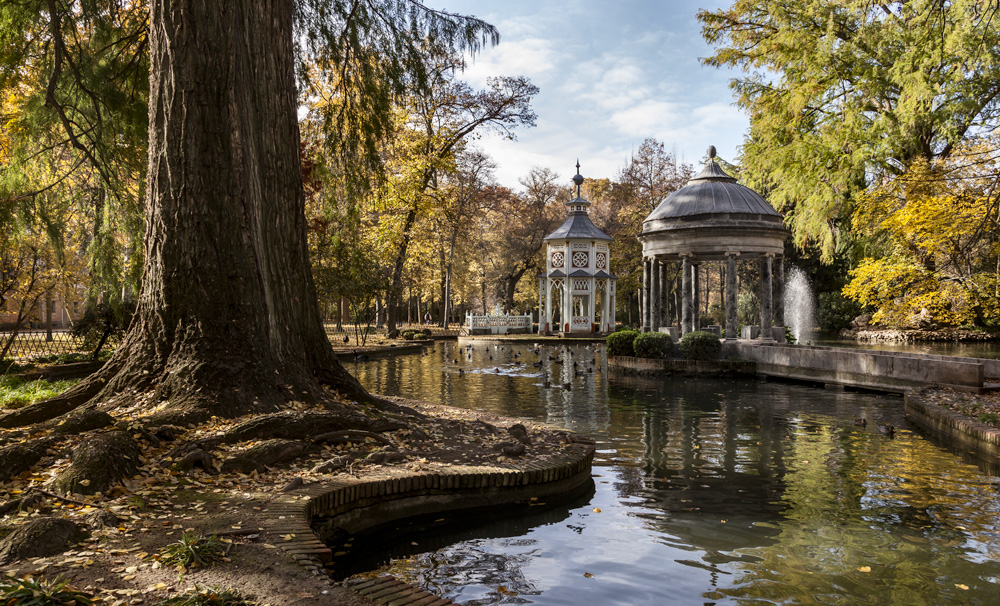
[639,146,788,261]
[645,155,780,222]
[544,200,613,241]
[544,162,613,242]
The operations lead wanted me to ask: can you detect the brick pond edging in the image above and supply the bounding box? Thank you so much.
[262,441,595,605]
[905,392,1000,460]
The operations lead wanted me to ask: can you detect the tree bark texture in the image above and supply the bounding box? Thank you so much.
[55,0,367,422]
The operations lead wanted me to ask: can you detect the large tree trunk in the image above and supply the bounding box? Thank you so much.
[6,0,367,429]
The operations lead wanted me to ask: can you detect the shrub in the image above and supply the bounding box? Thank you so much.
[412,332,427,340]
[679,331,721,360]
[632,332,672,358]
[606,329,639,357]
[817,291,864,332]
[401,330,416,340]
[421,327,433,336]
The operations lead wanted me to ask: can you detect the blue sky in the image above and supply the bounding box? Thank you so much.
[429,0,748,188]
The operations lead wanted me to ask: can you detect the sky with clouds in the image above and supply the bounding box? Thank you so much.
[428,0,748,189]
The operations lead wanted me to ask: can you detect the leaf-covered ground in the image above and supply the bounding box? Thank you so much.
[918,387,1000,429]
[0,393,578,606]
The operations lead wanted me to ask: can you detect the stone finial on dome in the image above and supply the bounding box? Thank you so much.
[707,145,717,159]
[572,159,584,197]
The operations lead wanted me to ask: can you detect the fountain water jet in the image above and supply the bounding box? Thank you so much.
[784,266,816,344]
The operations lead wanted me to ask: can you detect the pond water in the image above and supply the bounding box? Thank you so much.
[815,338,1000,360]
[342,341,1000,605]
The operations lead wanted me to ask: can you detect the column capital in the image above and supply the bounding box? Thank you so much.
[765,252,775,258]
[724,251,741,258]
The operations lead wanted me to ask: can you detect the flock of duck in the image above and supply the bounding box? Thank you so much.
[438,342,601,390]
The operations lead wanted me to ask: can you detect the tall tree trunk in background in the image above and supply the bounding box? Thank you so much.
[18,0,367,426]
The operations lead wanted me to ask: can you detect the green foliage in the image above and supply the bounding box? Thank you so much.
[705,303,725,327]
[158,533,226,569]
[632,332,672,359]
[155,586,255,606]
[401,330,416,340]
[1,0,149,300]
[606,329,640,357]
[0,376,78,410]
[0,574,94,605]
[72,298,136,358]
[737,291,759,327]
[412,332,427,340]
[699,1,1000,259]
[817,291,864,332]
[679,331,722,361]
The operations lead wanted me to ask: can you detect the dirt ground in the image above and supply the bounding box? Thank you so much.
[0,396,579,606]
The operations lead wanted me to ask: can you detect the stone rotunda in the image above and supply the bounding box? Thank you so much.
[538,163,618,334]
[638,146,790,340]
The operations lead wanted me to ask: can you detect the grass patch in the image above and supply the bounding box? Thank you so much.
[155,586,256,606]
[0,376,78,409]
[158,533,227,569]
[0,574,95,605]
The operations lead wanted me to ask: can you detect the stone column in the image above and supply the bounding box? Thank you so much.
[544,279,552,333]
[658,261,668,328]
[760,254,773,340]
[681,255,692,334]
[642,258,651,332]
[692,262,701,332]
[565,277,573,333]
[650,259,660,332]
[609,283,616,331]
[725,252,738,340]
[774,257,785,328]
[538,278,544,334]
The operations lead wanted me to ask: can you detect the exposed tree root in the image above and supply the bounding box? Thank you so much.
[311,430,394,447]
[0,437,59,483]
[221,439,318,474]
[49,431,142,496]
[222,410,407,443]
[0,517,86,565]
[0,382,103,429]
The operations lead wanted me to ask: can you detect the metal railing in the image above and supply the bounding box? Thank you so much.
[1,321,464,362]
[0,330,94,360]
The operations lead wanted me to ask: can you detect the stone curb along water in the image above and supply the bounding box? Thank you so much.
[904,392,1000,461]
[263,441,596,605]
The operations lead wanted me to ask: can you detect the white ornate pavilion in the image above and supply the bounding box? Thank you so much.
[538,164,617,334]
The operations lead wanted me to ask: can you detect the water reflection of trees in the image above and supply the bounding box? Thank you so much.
[349,343,1000,603]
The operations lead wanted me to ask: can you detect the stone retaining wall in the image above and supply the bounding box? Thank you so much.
[609,356,756,377]
[263,442,595,604]
[904,393,1000,461]
[723,341,985,393]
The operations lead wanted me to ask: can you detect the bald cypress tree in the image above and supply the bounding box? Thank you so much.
[0,0,497,430]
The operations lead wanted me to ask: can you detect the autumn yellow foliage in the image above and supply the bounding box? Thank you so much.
[845,140,1000,328]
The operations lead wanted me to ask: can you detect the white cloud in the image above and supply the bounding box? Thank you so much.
[461,37,558,87]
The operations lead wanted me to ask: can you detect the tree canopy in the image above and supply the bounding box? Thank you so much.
[700,0,1000,259]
